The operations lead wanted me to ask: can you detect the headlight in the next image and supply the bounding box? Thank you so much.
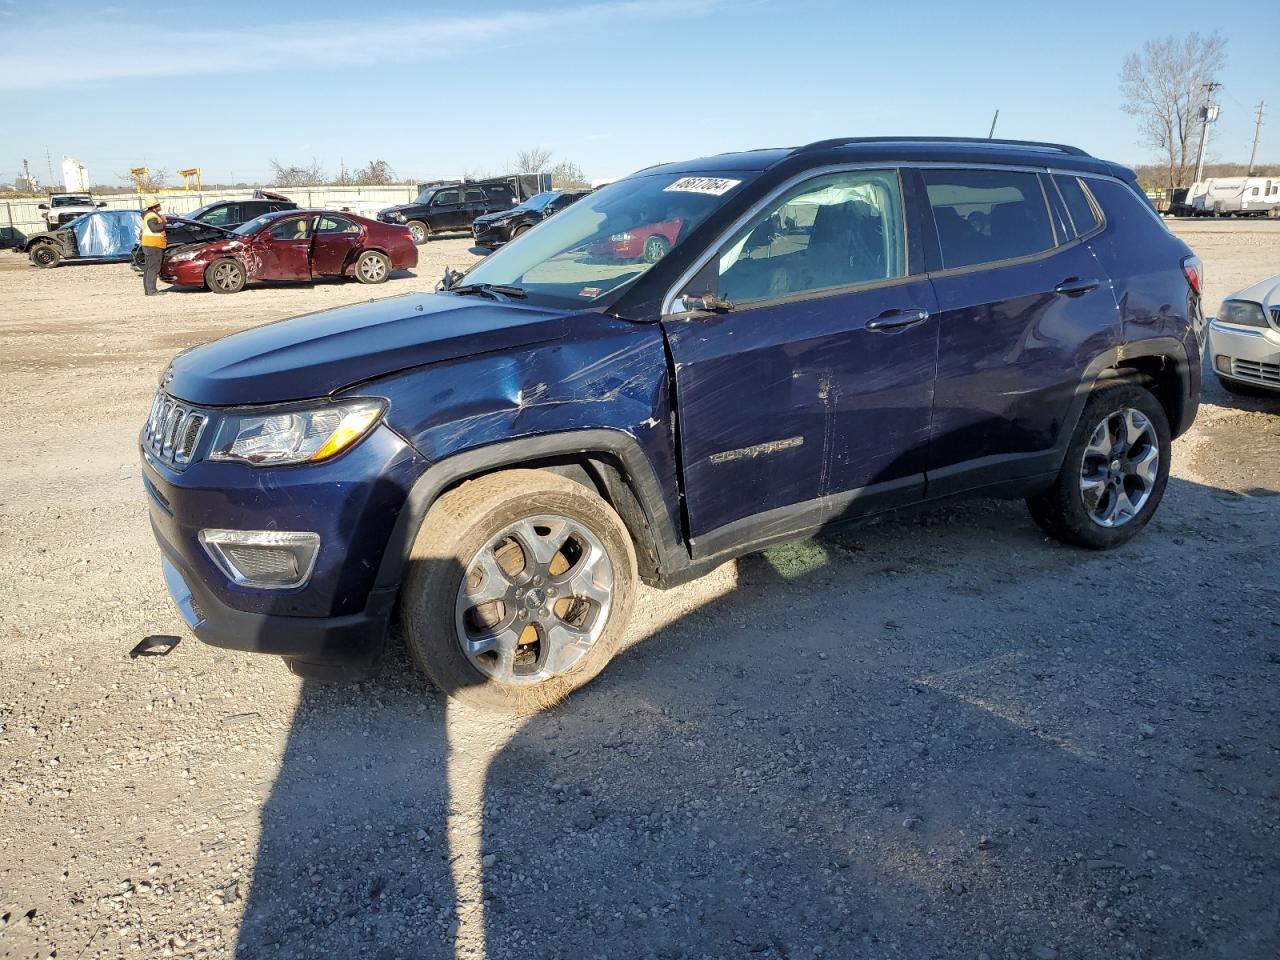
[169,249,201,262]
[209,399,386,466]
[1218,299,1269,328]
[394,212,407,222]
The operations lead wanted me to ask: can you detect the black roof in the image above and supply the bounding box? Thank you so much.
[648,137,1122,179]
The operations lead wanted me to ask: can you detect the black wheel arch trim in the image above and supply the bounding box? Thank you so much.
[372,429,688,596]
[1071,337,1197,443]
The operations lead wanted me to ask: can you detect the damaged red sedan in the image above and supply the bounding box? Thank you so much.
[161,210,417,293]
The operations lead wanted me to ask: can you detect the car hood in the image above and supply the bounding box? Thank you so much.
[474,210,515,226]
[379,204,418,216]
[165,292,574,406]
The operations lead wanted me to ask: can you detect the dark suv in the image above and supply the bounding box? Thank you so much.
[142,137,1203,711]
[166,195,297,245]
[471,190,590,249]
[378,181,518,244]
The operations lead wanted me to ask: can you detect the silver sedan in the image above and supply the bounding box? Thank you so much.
[1208,275,1280,394]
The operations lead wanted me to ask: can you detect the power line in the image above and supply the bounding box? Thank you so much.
[1248,101,1265,176]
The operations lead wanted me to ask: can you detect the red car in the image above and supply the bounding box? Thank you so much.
[592,217,683,263]
[161,210,417,294]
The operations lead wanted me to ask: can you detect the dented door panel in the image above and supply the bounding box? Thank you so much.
[662,279,939,540]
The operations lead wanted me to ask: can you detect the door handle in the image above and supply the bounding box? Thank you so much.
[865,308,930,332]
[1053,277,1100,297]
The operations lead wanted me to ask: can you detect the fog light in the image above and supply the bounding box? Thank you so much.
[199,529,320,589]
[1214,355,1232,375]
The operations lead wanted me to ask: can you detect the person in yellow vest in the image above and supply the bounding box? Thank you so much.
[139,195,167,296]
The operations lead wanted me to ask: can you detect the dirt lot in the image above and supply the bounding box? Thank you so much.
[0,222,1277,960]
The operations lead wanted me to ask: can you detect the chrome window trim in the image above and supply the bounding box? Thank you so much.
[683,272,926,318]
[1048,173,1107,241]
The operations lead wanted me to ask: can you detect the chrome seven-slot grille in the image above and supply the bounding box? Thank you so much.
[143,392,209,467]
[1232,359,1280,386]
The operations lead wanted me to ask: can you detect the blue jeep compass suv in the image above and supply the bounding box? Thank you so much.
[141,137,1204,710]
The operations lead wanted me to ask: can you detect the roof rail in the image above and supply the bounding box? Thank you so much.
[794,136,1091,157]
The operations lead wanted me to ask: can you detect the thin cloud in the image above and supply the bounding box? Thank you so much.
[0,0,722,90]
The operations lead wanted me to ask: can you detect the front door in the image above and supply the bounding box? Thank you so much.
[917,167,1121,496]
[662,168,939,556]
[259,214,314,281]
[429,189,465,231]
[311,214,362,276]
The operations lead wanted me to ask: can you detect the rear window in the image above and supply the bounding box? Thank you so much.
[1054,175,1101,236]
[923,169,1055,269]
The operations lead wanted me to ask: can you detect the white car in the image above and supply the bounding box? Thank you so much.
[1209,276,1280,394]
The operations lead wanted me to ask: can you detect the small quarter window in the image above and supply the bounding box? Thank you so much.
[717,170,905,304]
[1054,175,1102,237]
[923,169,1055,269]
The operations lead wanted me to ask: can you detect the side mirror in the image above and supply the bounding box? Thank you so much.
[97,201,108,208]
[672,293,733,314]
[38,203,48,210]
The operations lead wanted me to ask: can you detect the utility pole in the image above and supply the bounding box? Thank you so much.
[1191,81,1222,187]
[987,110,999,139]
[1248,101,1265,176]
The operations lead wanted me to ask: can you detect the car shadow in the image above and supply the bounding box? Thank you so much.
[230,473,1280,959]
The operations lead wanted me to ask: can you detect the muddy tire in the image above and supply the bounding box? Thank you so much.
[1026,384,1171,550]
[401,470,637,713]
[406,220,429,245]
[29,243,61,268]
[354,250,390,284]
[205,258,246,294]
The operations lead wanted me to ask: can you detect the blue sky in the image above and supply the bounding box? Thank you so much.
[0,0,1274,188]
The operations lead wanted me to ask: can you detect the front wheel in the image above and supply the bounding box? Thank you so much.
[406,220,429,245]
[29,243,61,268]
[204,258,246,294]
[401,470,637,713]
[354,250,390,284]
[1026,384,1171,549]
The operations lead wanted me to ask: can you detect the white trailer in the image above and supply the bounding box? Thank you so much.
[1187,176,1280,217]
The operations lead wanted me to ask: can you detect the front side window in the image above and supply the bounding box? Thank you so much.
[268,216,311,240]
[455,171,754,308]
[1054,175,1101,236]
[432,189,460,206]
[924,169,1055,269]
[717,170,905,304]
[199,204,235,226]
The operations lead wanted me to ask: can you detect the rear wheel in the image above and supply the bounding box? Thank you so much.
[401,470,637,713]
[29,243,61,268]
[1026,384,1171,549]
[512,224,532,239]
[354,250,390,284]
[406,220,429,245]
[642,234,670,263]
[204,258,246,294]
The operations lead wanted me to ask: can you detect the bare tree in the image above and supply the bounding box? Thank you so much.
[270,158,327,187]
[548,159,589,189]
[353,159,398,186]
[1120,32,1226,190]
[512,146,553,173]
[119,168,169,191]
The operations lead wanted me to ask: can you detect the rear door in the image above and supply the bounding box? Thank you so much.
[311,214,362,276]
[662,168,938,553]
[258,214,314,280]
[463,188,488,225]
[918,166,1120,496]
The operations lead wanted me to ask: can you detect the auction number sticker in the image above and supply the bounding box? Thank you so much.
[664,177,741,196]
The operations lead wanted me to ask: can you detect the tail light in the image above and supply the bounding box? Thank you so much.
[1182,255,1203,295]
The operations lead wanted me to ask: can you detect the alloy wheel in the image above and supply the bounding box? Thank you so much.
[211,262,241,291]
[359,254,387,282]
[409,224,427,243]
[455,515,614,685]
[1079,407,1159,528]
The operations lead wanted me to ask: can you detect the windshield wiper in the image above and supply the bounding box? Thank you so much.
[449,282,528,302]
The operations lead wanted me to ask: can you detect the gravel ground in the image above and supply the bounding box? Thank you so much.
[0,223,1277,960]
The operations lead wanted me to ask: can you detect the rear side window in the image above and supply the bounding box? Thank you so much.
[464,188,487,203]
[923,169,1055,269]
[1054,175,1101,236]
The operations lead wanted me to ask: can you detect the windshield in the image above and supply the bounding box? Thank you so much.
[52,195,91,207]
[188,202,216,220]
[414,187,445,204]
[233,213,276,236]
[455,172,753,308]
[518,192,558,213]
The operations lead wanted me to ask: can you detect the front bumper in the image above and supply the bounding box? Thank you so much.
[471,223,510,248]
[142,422,428,664]
[1208,319,1280,390]
[161,258,210,285]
